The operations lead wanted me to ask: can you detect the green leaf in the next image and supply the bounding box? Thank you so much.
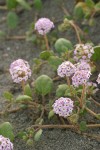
[35,118,43,125]
[40,51,51,60]
[68,114,79,124]
[34,129,43,141]
[35,75,53,96]
[92,46,100,61]
[85,0,95,8]
[95,2,100,11]
[48,110,54,119]
[16,0,31,10]
[16,95,32,102]
[6,0,18,9]
[34,0,42,10]
[3,91,13,101]
[26,139,33,146]
[0,122,14,141]
[74,2,86,20]
[56,84,68,97]
[55,38,73,55]
[7,12,19,29]
[48,56,63,71]
[79,121,87,131]
[24,84,32,97]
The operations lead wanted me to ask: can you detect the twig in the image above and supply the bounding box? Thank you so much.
[91,97,100,107]
[82,132,100,141]
[44,34,50,51]
[30,124,100,129]
[6,36,26,40]
[86,107,99,119]
[0,5,7,10]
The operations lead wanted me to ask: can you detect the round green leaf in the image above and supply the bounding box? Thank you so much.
[34,129,43,142]
[7,12,19,29]
[48,56,63,71]
[24,84,32,97]
[79,121,87,131]
[56,84,68,97]
[6,0,18,10]
[55,38,73,55]
[40,51,51,60]
[35,75,53,96]
[92,46,100,61]
[16,95,32,102]
[0,122,14,141]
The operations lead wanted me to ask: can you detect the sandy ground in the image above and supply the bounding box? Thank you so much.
[0,0,100,149]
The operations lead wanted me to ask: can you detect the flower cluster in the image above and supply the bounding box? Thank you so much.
[74,43,94,62]
[0,135,13,150]
[52,97,74,118]
[75,62,91,72]
[57,61,76,77]
[9,59,31,83]
[72,70,91,87]
[35,18,54,35]
[97,73,100,84]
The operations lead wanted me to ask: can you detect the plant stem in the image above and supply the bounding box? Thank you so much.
[70,21,82,44]
[44,34,49,51]
[80,84,86,108]
[30,124,100,129]
[66,77,73,97]
[21,81,25,93]
[6,36,26,40]
[42,95,45,106]
[85,107,99,119]
[91,97,100,107]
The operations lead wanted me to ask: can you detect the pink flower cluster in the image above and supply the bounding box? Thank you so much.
[0,135,13,150]
[72,70,91,87]
[35,18,54,35]
[57,61,76,77]
[97,73,100,84]
[9,59,31,83]
[75,62,91,72]
[52,97,74,118]
[74,43,94,62]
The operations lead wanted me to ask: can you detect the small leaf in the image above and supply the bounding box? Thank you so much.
[35,118,43,125]
[79,121,87,131]
[85,0,95,8]
[16,95,32,102]
[34,129,43,142]
[95,2,100,11]
[92,46,100,61]
[7,12,19,29]
[56,84,68,97]
[48,110,54,119]
[40,51,52,60]
[16,0,31,10]
[0,122,14,141]
[6,0,18,10]
[26,139,33,146]
[3,91,13,101]
[55,38,73,55]
[68,114,79,124]
[35,75,53,96]
[34,0,43,10]
[24,84,32,97]
[48,56,63,71]
[74,2,86,20]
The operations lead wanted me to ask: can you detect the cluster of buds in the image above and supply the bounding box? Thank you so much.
[0,135,13,150]
[35,18,54,35]
[57,61,76,77]
[74,43,94,62]
[53,97,74,118]
[9,59,31,83]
